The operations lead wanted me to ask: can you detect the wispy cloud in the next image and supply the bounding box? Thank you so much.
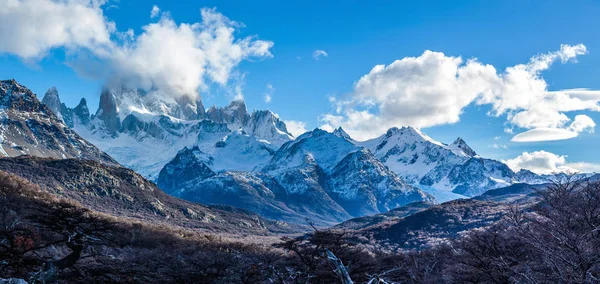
[264,84,274,103]
[313,49,328,60]
[150,5,160,18]
[488,143,507,149]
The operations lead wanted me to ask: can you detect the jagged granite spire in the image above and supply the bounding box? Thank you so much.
[73,98,91,126]
[41,86,61,117]
[96,88,121,136]
[206,99,250,129]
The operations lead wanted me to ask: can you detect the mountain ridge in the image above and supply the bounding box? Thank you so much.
[0,79,117,166]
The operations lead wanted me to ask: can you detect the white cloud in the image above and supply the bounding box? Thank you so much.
[494,136,501,140]
[264,84,273,103]
[284,120,308,137]
[489,143,507,149]
[568,114,596,133]
[504,150,600,174]
[0,0,114,59]
[104,8,273,97]
[321,44,600,141]
[313,49,328,60]
[0,1,273,100]
[150,5,160,18]
[511,128,579,142]
[509,115,594,142]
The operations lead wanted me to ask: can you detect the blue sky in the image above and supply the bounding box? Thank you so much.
[1,0,600,173]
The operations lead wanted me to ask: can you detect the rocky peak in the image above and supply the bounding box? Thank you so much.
[332,127,353,141]
[196,98,206,119]
[244,110,293,145]
[384,126,435,144]
[96,88,121,136]
[298,128,328,139]
[41,86,61,116]
[157,146,215,194]
[267,127,360,174]
[226,99,248,114]
[73,98,91,126]
[451,137,477,157]
[206,99,250,130]
[173,95,205,121]
[0,79,48,113]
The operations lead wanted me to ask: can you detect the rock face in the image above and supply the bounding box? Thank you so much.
[0,80,117,165]
[95,88,121,136]
[41,87,61,117]
[206,100,249,130]
[360,126,543,197]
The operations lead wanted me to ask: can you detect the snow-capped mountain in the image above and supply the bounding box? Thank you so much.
[327,148,434,216]
[158,128,435,225]
[266,129,434,214]
[265,129,361,174]
[33,82,554,225]
[49,85,293,179]
[359,126,544,197]
[157,129,276,193]
[0,80,116,165]
[157,144,351,225]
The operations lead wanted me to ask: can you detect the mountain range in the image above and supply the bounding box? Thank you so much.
[2,78,598,283]
[0,79,560,227]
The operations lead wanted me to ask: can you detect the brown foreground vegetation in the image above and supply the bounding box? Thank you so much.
[1,170,599,283]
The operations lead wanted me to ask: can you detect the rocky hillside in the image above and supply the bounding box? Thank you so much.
[0,80,117,166]
[0,156,301,235]
[336,182,544,250]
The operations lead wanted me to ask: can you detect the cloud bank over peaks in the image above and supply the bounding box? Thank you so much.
[321,44,600,142]
[504,150,600,175]
[0,1,274,101]
[105,7,273,99]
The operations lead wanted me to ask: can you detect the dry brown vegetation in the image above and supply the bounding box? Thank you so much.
[2,168,600,283]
